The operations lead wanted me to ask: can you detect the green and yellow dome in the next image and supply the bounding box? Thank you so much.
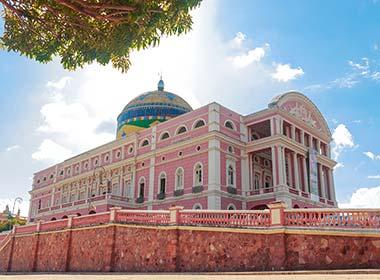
[116,79,193,139]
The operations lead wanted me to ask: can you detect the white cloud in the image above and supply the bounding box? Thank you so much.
[332,76,359,88]
[368,175,380,179]
[32,139,73,163]
[229,43,269,68]
[46,76,71,90]
[305,57,380,92]
[271,63,304,82]
[339,186,380,208]
[6,145,20,152]
[364,151,380,160]
[331,124,355,168]
[334,162,344,169]
[230,32,247,49]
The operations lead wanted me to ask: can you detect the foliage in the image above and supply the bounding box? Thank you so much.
[0,215,26,233]
[0,0,202,72]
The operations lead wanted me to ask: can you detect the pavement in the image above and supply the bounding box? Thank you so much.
[1,271,380,280]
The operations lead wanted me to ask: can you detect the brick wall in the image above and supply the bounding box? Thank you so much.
[1,224,379,272]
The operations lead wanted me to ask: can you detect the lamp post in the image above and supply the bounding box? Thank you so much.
[12,197,23,217]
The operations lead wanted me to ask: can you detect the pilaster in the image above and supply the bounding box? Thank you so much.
[148,157,155,210]
[208,103,220,132]
[208,138,221,209]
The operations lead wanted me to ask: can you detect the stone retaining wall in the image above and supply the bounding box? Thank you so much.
[1,224,379,272]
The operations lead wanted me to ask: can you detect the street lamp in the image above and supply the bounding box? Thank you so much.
[12,197,23,216]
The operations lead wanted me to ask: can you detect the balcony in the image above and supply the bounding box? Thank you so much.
[192,185,203,194]
[174,189,184,197]
[227,186,237,195]
[156,192,166,200]
[135,196,144,204]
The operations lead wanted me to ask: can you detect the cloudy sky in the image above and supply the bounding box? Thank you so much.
[1,0,380,214]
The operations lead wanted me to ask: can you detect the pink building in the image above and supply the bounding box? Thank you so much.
[28,80,337,222]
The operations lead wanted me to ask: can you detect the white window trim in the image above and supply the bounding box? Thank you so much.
[193,162,203,187]
[158,171,167,194]
[175,125,188,135]
[174,167,184,190]
[192,118,206,129]
[159,131,171,141]
[192,203,203,210]
[138,177,146,197]
[226,160,236,188]
[227,203,236,210]
[140,138,150,147]
[224,119,236,131]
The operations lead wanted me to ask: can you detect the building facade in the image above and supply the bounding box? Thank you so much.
[28,80,337,222]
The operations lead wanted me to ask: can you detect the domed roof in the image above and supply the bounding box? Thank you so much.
[116,79,193,138]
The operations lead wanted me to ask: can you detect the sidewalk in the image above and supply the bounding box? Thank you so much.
[1,270,380,280]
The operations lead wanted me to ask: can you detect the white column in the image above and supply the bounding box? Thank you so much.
[208,139,221,209]
[328,168,336,202]
[240,116,248,142]
[151,126,157,150]
[317,139,321,154]
[302,156,308,192]
[131,165,136,199]
[301,130,305,146]
[285,152,292,186]
[293,153,300,189]
[270,117,275,136]
[278,146,287,185]
[148,157,155,209]
[208,103,220,132]
[318,164,325,198]
[241,150,249,196]
[119,167,124,196]
[271,146,278,186]
[291,125,296,141]
[279,118,284,135]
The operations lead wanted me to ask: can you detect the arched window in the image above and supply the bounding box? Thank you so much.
[193,119,206,129]
[141,139,150,147]
[224,120,235,130]
[193,203,202,210]
[51,217,57,221]
[194,163,203,186]
[160,132,170,140]
[176,126,187,135]
[89,210,96,215]
[227,164,235,187]
[62,215,68,219]
[138,177,145,198]
[175,168,184,190]
[159,172,166,194]
[227,204,236,210]
[254,174,260,190]
[265,175,272,189]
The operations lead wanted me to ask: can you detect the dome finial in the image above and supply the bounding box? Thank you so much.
[158,73,164,91]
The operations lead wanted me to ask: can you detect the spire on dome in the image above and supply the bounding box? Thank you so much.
[157,76,164,91]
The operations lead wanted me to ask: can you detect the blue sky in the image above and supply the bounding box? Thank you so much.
[0,0,380,213]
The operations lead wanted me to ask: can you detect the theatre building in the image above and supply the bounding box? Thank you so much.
[28,79,337,222]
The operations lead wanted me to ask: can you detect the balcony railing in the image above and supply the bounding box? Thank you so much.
[10,204,380,239]
[285,208,380,229]
[180,210,270,227]
[245,186,335,206]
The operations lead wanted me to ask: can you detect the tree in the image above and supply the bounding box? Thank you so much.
[0,0,201,72]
